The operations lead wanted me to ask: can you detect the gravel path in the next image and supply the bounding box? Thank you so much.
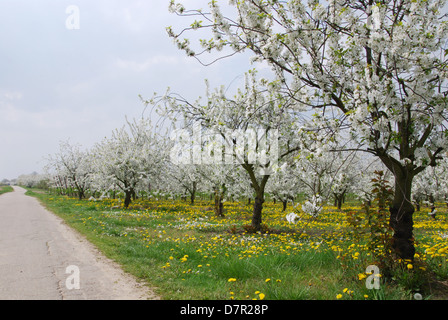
[0,186,159,300]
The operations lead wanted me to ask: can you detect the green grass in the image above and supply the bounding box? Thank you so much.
[0,185,13,196]
[25,189,448,300]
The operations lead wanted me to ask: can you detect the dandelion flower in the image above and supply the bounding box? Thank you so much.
[336,294,343,299]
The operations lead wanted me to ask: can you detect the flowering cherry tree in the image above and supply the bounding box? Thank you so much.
[91,118,165,208]
[17,172,49,189]
[153,70,302,231]
[412,154,448,216]
[198,161,241,217]
[168,0,448,259]
[45,140,93,200]
[165,162,204,204]
[266,162,301,212]
[350,157,393,208]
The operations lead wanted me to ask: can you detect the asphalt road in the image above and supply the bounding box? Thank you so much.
[0,186,157,300]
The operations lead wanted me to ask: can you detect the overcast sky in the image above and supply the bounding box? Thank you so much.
[0,0,255,180]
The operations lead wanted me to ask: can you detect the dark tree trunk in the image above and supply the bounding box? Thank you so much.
[333,191,345,210]
[242,163,269,232]
[190,181,197,205]
[124,190,132,208]
[282,200,287,212]
[214,188,225,217]
[251,195,264,231]
[428,194,436,219]
[334,193,343,210]
[214,196,224,217]
[389,170,415,260]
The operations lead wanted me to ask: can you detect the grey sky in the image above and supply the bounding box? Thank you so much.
[0,0,252,180]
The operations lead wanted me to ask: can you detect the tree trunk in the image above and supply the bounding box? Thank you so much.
[214,188,225,217]
[251,195,264,231]
[243,163,269,232]
[428,194,436,219]
[190,181,197,205]
[389,170,415,260]
[282,200,287,212]
[214,195,224,217]
[334,193,343,210]
[77,187,85,200]
[124,190,132,208]
[333,191,345,210]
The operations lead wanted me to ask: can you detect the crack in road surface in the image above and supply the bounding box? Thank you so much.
[0,186,159,300]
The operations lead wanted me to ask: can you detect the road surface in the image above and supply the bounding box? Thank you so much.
[0,186,158,300]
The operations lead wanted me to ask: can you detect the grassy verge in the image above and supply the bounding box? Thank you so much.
[26,189,448,300]
[0,185,14,196]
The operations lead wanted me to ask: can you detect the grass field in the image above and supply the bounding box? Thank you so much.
[26,190,448,300]
[0,185,13,196]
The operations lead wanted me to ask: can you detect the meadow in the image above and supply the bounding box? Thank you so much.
[26,190,448,300]
[0,185,13,196]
